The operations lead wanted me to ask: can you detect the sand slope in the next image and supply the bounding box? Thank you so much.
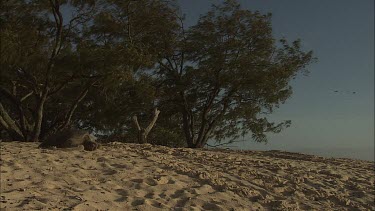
[0,142,374,210]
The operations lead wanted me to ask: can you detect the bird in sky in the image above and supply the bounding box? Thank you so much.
[332,90,357,94]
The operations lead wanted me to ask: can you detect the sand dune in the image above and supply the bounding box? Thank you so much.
[0,141,374,210]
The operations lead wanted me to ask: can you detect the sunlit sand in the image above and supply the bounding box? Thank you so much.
[1,142,374,210]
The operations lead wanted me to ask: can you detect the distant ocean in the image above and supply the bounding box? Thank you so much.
[208,142,374,162]
[291,147,375,162]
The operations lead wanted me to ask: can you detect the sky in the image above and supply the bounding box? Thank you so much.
[178,0,374,161]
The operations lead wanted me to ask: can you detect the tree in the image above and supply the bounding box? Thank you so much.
[0,0,97,141]
[67,0,183,145]
[1,0,316,149]
[155,0,315,148]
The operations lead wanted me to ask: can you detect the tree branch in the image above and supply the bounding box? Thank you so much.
[20,91,34,102]
[0,102,23,139]
[144,108,160,135]
[16,68,39,92]
[0,115,9,130]
[133,115,142,131]
[58,80,96,130]
[48,72,78,96]
[132,115,141,131]
[0,87,30,137]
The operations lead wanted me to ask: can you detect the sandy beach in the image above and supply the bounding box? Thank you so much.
[0,141,374,210]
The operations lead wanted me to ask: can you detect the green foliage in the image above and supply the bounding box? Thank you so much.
[155,0,315,147]
[0,0,315,148]
[0,0,99,140]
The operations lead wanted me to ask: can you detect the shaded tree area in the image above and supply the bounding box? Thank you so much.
[0,0,315,148]
[1,0,99,141]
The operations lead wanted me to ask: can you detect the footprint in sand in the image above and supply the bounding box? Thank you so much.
[131,198,145,206]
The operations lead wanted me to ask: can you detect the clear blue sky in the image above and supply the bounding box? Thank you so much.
[178,0,374,160]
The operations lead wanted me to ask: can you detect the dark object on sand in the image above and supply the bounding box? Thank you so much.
[39,129,100,151]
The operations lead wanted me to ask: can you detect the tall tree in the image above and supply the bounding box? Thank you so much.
[0,0,97,141]
[156,0,316,148]
[1,0,316,149]
[73,0,181,143]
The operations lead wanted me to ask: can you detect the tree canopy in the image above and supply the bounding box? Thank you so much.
[0,0,315,148]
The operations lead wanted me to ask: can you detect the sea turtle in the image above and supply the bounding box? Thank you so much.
[39,128,100,151]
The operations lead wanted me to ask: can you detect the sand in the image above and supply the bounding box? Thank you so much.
[0,141,374,211]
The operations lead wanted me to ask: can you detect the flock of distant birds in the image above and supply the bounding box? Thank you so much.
[332,90,357,94]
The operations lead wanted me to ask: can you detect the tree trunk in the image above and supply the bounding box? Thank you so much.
[0,103,24,140]
[182,108,214,148]
[31,93,47,142]
[133,108,160,144]
[31,0,64,142]
[186,134,210,148]
[183,113,216,148]
[137,129,147,144]
[182,111,194,147]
